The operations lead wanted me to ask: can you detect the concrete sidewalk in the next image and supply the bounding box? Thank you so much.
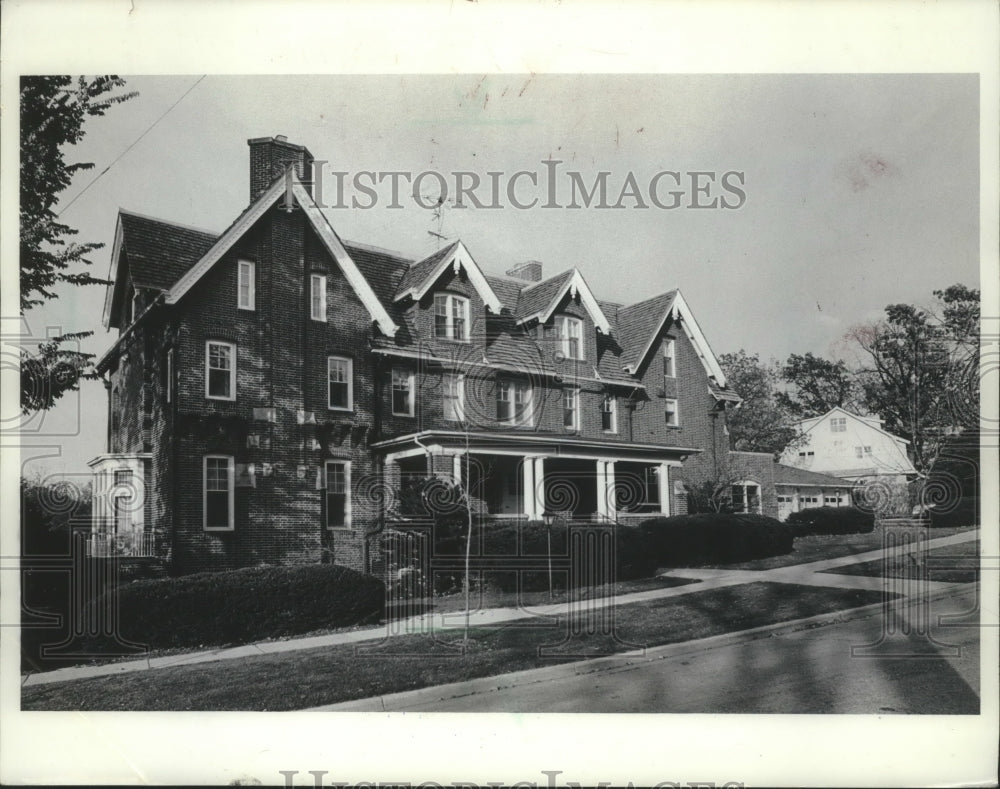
[21,528,979,689]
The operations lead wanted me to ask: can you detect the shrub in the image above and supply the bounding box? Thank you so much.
[638,513,793,566]
[84,563,384,651]
[786,506,875,535]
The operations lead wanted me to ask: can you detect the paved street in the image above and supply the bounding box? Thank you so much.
[318,585,982,713]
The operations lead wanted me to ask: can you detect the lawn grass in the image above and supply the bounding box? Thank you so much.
[698,524,977,572]
[22,581,885,711]
[823,539,980,584]
[408,573,699,616]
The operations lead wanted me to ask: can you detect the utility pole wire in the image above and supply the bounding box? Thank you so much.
[57,75,207,217]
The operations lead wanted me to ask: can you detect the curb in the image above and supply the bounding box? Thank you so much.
[307,583,975,712]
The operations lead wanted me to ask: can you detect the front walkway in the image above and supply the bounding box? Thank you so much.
[21,529,979,688]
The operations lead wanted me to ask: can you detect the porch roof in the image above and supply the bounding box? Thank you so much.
[373,429,701,461]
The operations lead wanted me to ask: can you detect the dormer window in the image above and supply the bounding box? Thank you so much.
[433,293,470,341]
[557,316,583,360]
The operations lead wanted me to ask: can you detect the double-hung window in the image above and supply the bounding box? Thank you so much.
[443,373,465,421]
[204,455,235,531]
[391,368,414,416]
[310,274,327,321]
[663,338,676,380]
[830,416,846,432]
[205,341,236,400]
[238,260,255,310]
[601,394,617,433]
[328,356,353,411]
[563,388,579,430]
[433,294,470,341]
[496,379,532,426]
[665,397,679,427]
[557,316,583,360]
[325,461,351,528]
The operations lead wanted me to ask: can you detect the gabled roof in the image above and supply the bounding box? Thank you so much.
[795,407,911,446]
[102,211,218,328]
[393,240,503,314]
[618,289,727,386]
[515,269,612,334]
[164,172,399,336]
[773,463,854,488]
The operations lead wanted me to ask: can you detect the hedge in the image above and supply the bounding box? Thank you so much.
[785,506,875,535]
[638,513,794,566]
[84,563,385,651]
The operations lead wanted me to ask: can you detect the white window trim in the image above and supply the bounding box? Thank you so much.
[327,355,354,411]
[497,379,533,427]
[203,455,235,532]
[665,397,680,427]
[325,460,352,529]
[433,293,471,342]
[602,394,618,433]
[443,373,466,422]
[391,367,415,417]
[557,315,584,361]
[238,260,256,310]
[732,480,762,515]
[563,387,580,430]
[311,273,328,322]
[205,340,237,401]
[663,338,676,378]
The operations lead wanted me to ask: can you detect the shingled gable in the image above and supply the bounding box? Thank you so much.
[619,289,728,387]
[515,268,612,334]
[164,171,399,336]
[102,210,219,329]
[393,240,503,314]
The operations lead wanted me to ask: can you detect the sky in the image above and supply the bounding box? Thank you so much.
[17,73,980,478]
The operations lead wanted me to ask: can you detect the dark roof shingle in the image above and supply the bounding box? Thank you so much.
[773,464,854,487]
[119,211,219,291]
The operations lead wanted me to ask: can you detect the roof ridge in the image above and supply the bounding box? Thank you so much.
[118,208,220,238]
[341,238,415,262]
[520,268,575,292]
[619,288,678,315]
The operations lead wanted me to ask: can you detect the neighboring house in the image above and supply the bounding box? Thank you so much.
[772,464,855,521]
[779,407,917,484]
[88,135,754,576]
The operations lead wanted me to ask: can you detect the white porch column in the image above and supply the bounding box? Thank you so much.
[452,454,463,485]
[658,463,671,515]
[596,460,608,519]
[605,460,616,519]
[533,456,546,518]
[522,456,536,518]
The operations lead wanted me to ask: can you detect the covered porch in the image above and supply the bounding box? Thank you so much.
[378,431,697,524]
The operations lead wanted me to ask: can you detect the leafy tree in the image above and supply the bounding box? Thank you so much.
[777,352,858,418]
[718,350,800,456]
[845,284,979,474]
[20,76,136,413]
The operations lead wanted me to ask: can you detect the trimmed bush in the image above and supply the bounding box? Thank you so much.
[84,564,385,651]
[786,506,875,535]
[638,513,794,566]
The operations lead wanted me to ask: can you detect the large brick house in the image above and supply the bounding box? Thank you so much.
[89,136,766,576]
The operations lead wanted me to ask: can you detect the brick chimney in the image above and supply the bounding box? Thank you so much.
[247,135,315,200]
[506,260,543,282]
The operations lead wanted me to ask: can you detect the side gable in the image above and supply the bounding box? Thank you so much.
[515,269,612,334]
[102,210,219,329]
[393,240,503,314]
[164,171,399,336]
[619,289,727,387]
[797,407,912,446]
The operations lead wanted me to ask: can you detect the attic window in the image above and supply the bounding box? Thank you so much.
[830,417,847,433]
[557,316,583,360]
[433,294,470,341]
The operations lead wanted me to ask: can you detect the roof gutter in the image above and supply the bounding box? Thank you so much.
[95,293,166,372]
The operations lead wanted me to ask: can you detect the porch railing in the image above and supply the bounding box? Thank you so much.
[86,532,156,558]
